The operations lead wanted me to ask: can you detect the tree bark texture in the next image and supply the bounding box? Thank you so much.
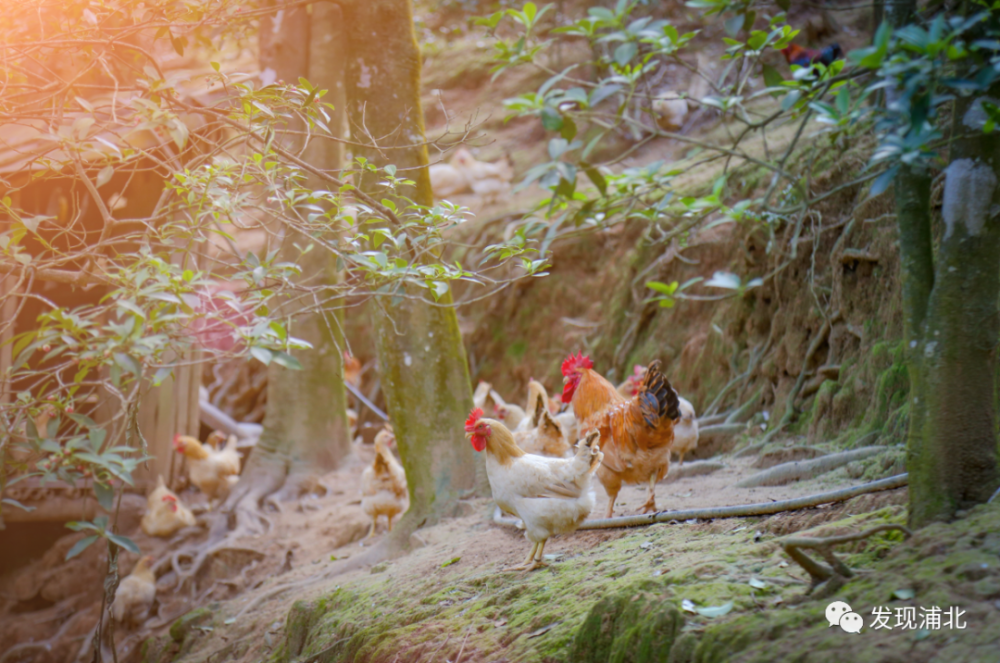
[342,0,478,533]
[894,2,1000,525]
[232,0,351,505]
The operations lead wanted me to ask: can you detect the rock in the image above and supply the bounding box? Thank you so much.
[571,583,685,663]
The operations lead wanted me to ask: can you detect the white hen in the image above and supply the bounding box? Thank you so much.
[672,396,700,465]
[465,409,602,571]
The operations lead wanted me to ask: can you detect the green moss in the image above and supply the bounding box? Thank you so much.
[570,585,684,663]
[169,607,213,644]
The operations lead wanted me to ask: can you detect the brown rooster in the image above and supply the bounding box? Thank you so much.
[561,352,680,518]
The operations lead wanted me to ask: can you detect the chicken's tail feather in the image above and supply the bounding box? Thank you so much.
[638,360,680,428]
[574,429,603,473]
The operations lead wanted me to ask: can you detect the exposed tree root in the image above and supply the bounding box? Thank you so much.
[781,523,912,593]
[0,607,84,663]
[735,446,886,488]
[491,474,908,530]
[664,460,726,482]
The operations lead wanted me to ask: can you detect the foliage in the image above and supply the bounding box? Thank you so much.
[474,0,1000,304]
[0,0,542,551]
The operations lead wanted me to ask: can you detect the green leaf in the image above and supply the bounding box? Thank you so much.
[541,106,563,131]
[271,351,303,370]
[1,497,34,512]
[776,0,790,10]
[583,165,607,196]
[250,347,274,365]
[613,42,638,68]
[152,367,173,386]
[761,64,784,90]
[646,281,678,295]
[106,532,141,554]
[441,556,461,568]
[113,352,142,377]
[65,535,100,560]
[696,601,734,618]
[93,481,114,511]
[724,14,744,37]
[68,413,98,429]
[868,165,899,198]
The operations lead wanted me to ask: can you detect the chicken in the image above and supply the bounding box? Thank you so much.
[360,426,409,537]
[616,364,647,398]
[618,365,698,466]
[515,379,571,458]
[141,476,196,537]
[473,380,493,410]
[673,397,700,466]
[781,43,843,70]
[344,352,362,387]
[652,92,689,131]
[111,556,156,627]
[490,389,527,431]
[173,431,241,505]
[561,352,680,518]
[465,408,603,571]
[429,147,514,201]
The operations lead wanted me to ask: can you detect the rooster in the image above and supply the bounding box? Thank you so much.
[360,426,409,537]
[141,475,196,537]
[780,43,843,71]
[561,353,680,518]
[173,431,241,505]
[466,408,602,571]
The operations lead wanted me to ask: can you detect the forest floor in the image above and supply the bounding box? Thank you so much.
[5,2,1000,662]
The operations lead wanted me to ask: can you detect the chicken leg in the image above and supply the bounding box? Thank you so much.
[366,518,377,539]
[641,473,658,514]
[508,542,541,571]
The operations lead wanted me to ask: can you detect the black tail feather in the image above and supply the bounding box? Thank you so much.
[637,360,680,428]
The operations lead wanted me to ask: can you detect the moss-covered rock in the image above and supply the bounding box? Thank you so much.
[570,584,685,663]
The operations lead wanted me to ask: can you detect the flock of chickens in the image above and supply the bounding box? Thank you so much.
[465,352,699,570]
[108,37,847,616]
[106,432,242,628]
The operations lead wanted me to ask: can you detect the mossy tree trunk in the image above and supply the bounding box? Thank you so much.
[227,1,351,508]
[896,4,1000,524]
[342,0,478,541]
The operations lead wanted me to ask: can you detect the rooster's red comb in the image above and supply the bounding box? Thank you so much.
[561,352,594,377]
[465,407,484,432]
[161,494,177,502]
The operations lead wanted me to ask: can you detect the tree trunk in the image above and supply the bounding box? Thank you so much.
[228,1,351,508]
[907,85,1000,525]
[342,0,479,541]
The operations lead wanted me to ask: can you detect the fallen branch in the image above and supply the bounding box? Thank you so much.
[490,474,908,531]
[735,446,886,488]
[781,523,911,592]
